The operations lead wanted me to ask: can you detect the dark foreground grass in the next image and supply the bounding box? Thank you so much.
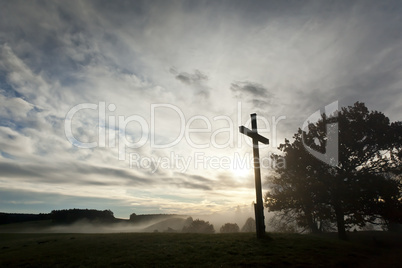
[0,232,401,267]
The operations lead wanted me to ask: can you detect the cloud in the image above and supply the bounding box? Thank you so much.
[176,181,212,191]
[231,81,274,108]
[0,94,35,129]
[0,161,148,186]
[163,173,213,191]
[170,68,210,98]
[0,127,35,157]
[0,44,49,103]
[173,69,208,85]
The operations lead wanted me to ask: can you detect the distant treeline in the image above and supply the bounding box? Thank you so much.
[0,209,118,225]
[50,209,115,224]
[0,212,51,225]
[0,210,182,225]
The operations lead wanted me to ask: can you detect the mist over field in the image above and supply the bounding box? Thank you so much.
[21,221,159,234]
[0,207,277,234]
[0,199,387,234]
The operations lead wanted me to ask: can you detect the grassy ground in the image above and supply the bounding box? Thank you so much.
[0,231,401,267]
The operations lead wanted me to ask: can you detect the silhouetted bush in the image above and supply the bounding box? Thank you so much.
[182,219,215,234]
[220,223,240,233]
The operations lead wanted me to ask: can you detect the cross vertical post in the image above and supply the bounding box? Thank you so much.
[239,113,269,239]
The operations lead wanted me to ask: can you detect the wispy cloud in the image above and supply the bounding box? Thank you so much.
[231,81,274,108]
[170,68,210,98]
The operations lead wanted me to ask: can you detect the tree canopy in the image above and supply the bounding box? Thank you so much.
[265,102,401,239]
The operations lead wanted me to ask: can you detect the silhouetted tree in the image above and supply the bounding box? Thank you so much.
[240,217,256,232]
[266,102,401,240]
[266,136,333,234]
[220,223,240,233]
[182,219,215,234]
[183,217,193,227]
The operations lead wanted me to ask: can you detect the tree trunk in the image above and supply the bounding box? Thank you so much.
[305,209,319,234]
[334,203,348,240]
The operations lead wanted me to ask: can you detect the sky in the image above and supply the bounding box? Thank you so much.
[0,0,401,219]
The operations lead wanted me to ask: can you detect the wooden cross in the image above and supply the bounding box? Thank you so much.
[239,113,269,239]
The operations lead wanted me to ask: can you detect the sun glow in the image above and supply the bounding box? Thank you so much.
[230,166,251,178]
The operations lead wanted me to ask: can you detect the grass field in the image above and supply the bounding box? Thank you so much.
[0,231,401,267]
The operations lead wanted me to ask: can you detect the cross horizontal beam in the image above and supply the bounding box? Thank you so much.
[239,126,269,145]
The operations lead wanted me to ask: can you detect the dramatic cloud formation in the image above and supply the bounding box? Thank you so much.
[0,0,401,218]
